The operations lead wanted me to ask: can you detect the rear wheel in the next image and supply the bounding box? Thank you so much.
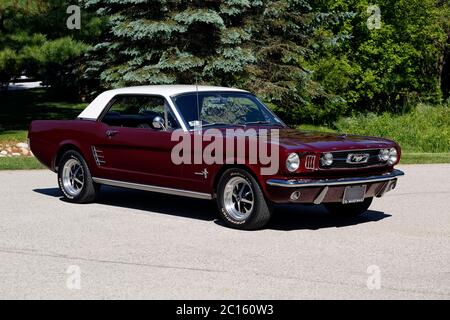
[217,168,272,230]
[324,197,373,216]
[57,150,99,203]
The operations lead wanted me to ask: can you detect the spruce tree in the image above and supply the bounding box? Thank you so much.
[84,0,259,89]
[83,0,343,123]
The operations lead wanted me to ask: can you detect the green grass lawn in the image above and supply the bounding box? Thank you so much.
[400,153,450,164]
[0,130,28,143]
[333,104,450,153]
[0,156,45,170]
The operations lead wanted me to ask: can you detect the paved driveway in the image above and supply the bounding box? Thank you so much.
[0,165,449,299]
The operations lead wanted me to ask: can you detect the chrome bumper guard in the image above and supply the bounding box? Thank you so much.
[266,169,405,188]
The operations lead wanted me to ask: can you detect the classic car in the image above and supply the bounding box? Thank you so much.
[28,85,404,230]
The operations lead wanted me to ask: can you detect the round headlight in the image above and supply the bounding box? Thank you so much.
[321,152,333,166]
[286,153,300,172]
[378,149,390,162]
[388,148,398,165]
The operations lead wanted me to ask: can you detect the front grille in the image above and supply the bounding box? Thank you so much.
[320,149,385,169]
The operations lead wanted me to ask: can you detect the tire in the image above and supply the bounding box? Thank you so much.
[57,150,99,203]
[216,168,272,230]
[324,197,373,217]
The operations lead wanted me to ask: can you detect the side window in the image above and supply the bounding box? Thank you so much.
[102,95,179,130]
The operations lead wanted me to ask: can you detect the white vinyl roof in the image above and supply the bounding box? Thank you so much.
[77,85,249,120]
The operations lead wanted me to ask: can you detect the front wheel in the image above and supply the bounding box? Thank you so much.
[324,197,373,216]
[57,150,99,203]
[216,168,272,230]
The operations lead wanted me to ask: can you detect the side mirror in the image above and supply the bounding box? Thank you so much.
[152,116,166,130]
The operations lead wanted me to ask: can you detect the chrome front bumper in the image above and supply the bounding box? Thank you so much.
[266,169,405,204]
[266,169,405,188]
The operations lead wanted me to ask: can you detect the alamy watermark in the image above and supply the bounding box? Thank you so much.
[367,5,382,30]
[171,127,280,176]
[66,265,81,290]
[366,265,381,290]
[66,4,81,30]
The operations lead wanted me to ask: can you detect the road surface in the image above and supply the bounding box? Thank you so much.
[0,165,449,299]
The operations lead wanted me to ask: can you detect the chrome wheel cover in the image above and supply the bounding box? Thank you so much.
[223,177,254,221]
[62,158,85,197]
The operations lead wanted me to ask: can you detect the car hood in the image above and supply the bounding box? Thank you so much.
[276,129,396,152]
[214,126,397,152]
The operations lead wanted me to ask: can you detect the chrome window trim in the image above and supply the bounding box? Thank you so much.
[165,96,188,132]
[266,169,404,188]
[252,96,287,127]
[92,177,212,200]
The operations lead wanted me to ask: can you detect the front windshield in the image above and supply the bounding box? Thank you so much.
[171,92,285,129]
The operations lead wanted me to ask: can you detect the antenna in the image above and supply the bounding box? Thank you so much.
[196,76,200,125]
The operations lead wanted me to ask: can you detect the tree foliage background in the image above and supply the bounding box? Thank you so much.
[0,0,103,97]
[0,0,449,124]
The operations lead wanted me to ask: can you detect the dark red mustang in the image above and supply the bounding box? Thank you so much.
[29,85,404,230]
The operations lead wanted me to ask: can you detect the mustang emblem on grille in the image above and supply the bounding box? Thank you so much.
[346,153,370,164]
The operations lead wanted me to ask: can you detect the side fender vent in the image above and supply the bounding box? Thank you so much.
[92,146,106,166]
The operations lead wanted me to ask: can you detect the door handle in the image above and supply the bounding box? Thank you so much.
[106,130,118,137]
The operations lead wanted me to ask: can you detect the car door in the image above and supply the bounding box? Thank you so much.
[93,94,182,188]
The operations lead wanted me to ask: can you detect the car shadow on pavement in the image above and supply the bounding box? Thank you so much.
[34,187,391,231]
[267,204,391,231]
[33,186,217,221]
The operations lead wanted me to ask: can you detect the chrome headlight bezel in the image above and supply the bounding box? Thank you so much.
[320,152,333,166]
[286,153,300,172]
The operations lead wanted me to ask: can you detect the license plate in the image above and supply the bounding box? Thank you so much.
[342,185,366,204]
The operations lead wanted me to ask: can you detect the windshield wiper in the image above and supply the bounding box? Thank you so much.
[245,121,270,125]
[196,122,245,128]
[244,121,282,126]
[199,122,229,128]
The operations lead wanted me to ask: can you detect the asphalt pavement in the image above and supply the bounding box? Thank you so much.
[0,164,449,299]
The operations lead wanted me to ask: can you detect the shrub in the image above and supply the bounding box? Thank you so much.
[334,104,450,153]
